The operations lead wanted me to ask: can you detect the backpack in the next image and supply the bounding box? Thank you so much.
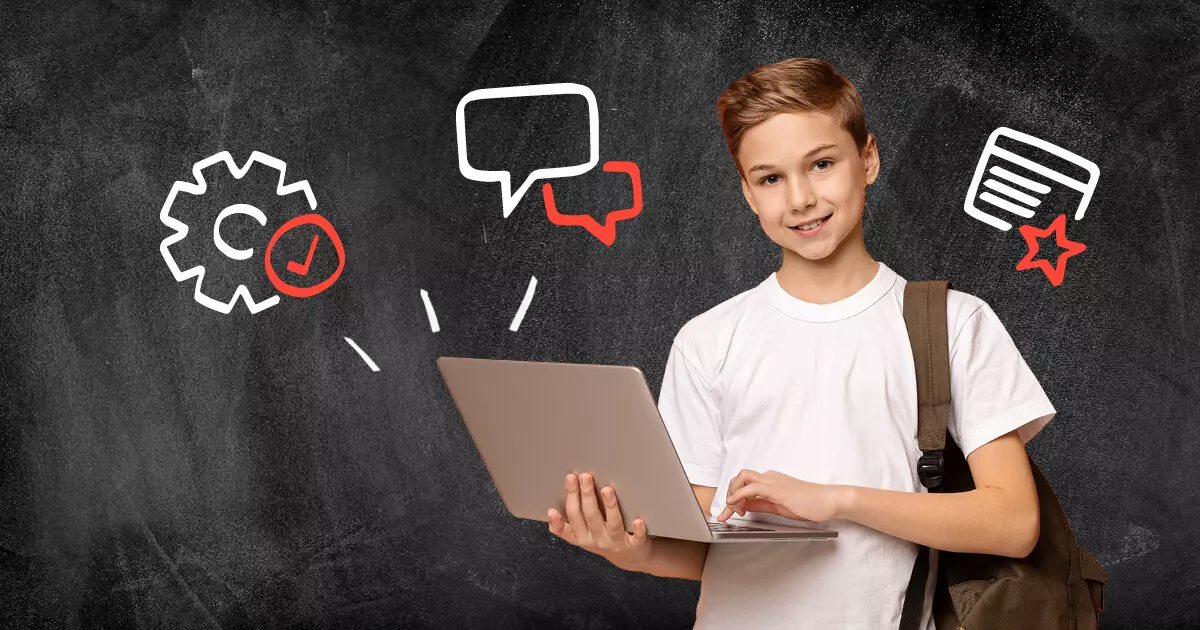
[897,280,1108,630]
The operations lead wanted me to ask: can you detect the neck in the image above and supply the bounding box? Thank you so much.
[776,220,878,305]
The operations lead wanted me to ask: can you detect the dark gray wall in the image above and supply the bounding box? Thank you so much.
[1,0,1196,627]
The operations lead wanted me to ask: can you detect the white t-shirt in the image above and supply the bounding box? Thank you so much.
[657,261,1056,630]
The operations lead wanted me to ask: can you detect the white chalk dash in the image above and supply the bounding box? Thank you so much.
[344,337,380,372]
[420,289,440,333]
[509,275,537,332]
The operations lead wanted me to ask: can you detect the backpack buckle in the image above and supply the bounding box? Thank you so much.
[918,451,944,489]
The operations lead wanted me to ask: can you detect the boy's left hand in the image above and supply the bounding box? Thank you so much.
[717,469,843,523]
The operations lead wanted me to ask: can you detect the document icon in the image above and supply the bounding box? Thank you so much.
[963,127,1100,231]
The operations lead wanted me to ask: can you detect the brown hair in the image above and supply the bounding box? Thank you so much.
[716,57,869,177]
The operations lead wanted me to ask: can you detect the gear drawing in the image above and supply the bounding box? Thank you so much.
[159,151,318,314]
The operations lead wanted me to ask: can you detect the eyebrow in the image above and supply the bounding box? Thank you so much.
[745,143,839,174]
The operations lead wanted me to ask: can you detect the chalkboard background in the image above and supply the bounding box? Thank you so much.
[2,0,1197,627]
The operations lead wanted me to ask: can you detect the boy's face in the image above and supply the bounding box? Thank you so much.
[737,111,879,262]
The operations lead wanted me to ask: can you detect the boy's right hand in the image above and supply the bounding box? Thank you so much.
[548,472,652,570]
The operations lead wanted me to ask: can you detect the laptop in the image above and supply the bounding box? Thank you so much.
[436,356,838,543]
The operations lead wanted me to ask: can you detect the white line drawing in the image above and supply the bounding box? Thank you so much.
[420,289,440,333]
[988,165,1051,195]
[213,204,266,260]
[455,83,599,218]
[160,151,317,314]
[982,178,1041,208]
[344,337,380,372]
[978,190,1035,219]
[963,127,1099,231]
[509,275,537,332]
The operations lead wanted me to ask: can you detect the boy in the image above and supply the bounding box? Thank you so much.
[547,57,1055,629]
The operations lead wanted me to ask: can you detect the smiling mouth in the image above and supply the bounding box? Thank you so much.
[789,213,833,231]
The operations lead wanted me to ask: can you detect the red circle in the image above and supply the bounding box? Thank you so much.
[264,213,346,298]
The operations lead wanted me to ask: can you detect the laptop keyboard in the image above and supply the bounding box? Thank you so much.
[708,521,773,532]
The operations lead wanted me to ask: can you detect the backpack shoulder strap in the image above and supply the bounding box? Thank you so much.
[903,280,952,488]
[898,279,953,630]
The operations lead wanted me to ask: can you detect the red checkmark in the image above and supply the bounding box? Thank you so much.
[264,213,346,298]
[287,234,320,276]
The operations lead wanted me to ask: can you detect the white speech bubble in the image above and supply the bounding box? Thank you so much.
[455,83,599,218]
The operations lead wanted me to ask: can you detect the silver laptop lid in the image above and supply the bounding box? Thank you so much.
[437,356,717,542]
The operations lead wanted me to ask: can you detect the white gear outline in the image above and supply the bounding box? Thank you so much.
[159,151,317,314]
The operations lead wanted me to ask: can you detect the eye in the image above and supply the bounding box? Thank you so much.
[813,159,832,171]
[759,174,780,186]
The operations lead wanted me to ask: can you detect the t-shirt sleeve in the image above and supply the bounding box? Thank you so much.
[948,301,1057,459]
[657,339,724,487]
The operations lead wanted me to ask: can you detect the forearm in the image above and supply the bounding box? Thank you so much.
[836,485,1038,558]
[609,537,709,581]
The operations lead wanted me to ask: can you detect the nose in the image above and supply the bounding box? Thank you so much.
[786,173,817,213]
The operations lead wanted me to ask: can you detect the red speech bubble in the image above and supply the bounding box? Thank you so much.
[264,213,346,298]
[542,160,642,246]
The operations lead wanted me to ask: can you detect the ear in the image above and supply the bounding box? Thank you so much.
[862,134,880,187]
[740,175,760,216]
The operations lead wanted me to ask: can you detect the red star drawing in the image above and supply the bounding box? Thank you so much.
[1015,213,1087,286]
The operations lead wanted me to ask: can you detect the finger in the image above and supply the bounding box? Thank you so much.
[726,470,757,500]
[548,509,572,539]
[627,518,649,549]
[726,472,746,495]
[563,474,589,543]
[600,486,625,539]
[547,508,577,544]
[578,473,607,538]
[727,481,761,507]
[730,481,770,517]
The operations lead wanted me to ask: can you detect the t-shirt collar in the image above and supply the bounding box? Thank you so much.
[761,261,898,323]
